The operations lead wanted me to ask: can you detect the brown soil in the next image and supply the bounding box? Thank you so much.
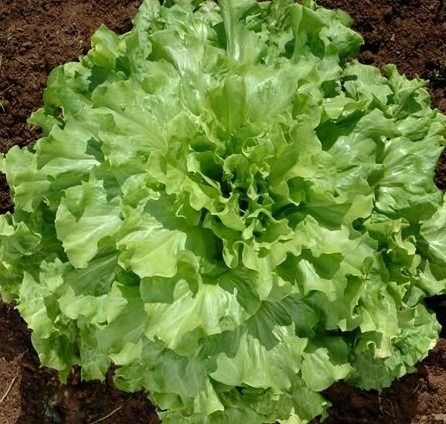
[0,0,445,423]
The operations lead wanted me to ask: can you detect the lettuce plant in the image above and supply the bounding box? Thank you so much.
[1,0,446,422]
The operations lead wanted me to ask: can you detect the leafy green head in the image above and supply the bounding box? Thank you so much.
[1,1,446,423]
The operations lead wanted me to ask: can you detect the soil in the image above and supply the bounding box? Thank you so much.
[0,0,445,423]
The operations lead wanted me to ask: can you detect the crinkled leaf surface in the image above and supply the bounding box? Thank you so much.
[1,0,446,423]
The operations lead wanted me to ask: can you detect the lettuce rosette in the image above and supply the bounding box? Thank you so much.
[1,1,446,423]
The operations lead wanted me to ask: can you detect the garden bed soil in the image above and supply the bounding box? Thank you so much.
[0,0,445,423]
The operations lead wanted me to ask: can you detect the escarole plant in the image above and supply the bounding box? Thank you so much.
[1,0,446,422]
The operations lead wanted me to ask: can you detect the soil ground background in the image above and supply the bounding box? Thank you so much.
[0,0,445,423]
